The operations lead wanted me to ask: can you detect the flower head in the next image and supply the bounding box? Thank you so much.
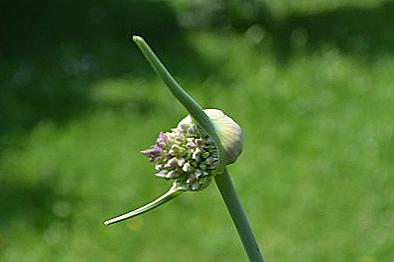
[142,109,243,192]
[142,120,218,191]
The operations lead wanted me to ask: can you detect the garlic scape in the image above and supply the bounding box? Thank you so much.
[104,36,263,262]
[104,36,241,223]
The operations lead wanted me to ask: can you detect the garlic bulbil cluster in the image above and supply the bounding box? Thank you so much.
[142,109,243,191]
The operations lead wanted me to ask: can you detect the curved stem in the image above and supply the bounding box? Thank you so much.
[131,35,264,261]
[215,168,265,262]
[104,184,182,225]
[132,35,226,173]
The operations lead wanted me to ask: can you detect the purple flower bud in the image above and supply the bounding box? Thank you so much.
[194,147,204,154]
[178,124,188,131]
[192,147,204,161]
[165,157,179,168]
[141,145,162,160]
[156,132,168,147]
[195,138,204,146]
[186,140,196,148]
[186,125,196,135]
[175,134,184,142]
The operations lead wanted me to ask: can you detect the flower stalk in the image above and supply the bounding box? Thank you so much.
[215,168,264,262]
[104,184,181,225]
[104,35,264,262]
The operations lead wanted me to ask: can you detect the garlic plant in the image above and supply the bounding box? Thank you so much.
[104,36,264,262]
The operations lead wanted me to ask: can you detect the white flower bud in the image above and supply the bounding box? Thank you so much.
[178,109,243,165]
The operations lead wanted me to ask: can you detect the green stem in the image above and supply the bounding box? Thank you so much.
[104,184,181,225]
[215,169,264,261]
[132,35,264,261]
[132,35,225,174]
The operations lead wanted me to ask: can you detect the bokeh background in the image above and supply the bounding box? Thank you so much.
[1,0,393,261]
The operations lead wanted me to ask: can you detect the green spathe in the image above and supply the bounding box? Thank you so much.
[178,109,243,165]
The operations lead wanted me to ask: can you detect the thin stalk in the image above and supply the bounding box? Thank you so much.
[131,35,264,261]
[104,184,181,225]
[215,168,264,262]
[132,35,225,174]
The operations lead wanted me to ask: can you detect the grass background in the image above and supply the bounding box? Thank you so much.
[1,0,393,261]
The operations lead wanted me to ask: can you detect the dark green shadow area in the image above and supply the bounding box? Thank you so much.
[241,1,394,63]
[269,1,394,63]
[206,1,394,63]
[2,0,393,144]
[0,0,212,145]
[0,0,216,231]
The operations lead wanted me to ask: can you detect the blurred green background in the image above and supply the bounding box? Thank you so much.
[1,0,393,261]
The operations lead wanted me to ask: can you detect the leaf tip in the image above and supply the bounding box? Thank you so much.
[132,35,143,44]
